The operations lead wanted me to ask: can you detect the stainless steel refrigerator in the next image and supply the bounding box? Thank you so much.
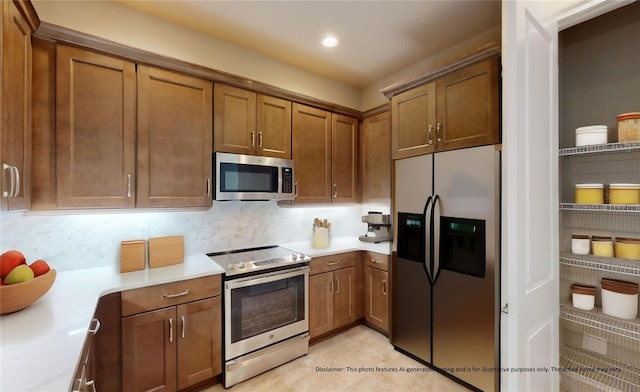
[391,145,500,392]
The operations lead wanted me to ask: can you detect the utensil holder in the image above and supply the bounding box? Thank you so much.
[313,227,329,248]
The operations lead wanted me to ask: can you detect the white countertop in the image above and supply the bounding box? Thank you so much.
[0,237,391,391]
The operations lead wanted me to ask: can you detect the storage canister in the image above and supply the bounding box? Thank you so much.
[617,112,640,142]
[571,234,590,255]
[571,284,596,311]
[575,125,607,146]
[615,237,640,261]
[601,278,638,320]
[608,183,640,205]
[592,236,614,257]
[575,183,604,204]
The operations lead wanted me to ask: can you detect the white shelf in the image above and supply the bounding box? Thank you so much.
[559,203,640,213]
[560,345,640,392]
[559,141,640,157]
[560,305,640,342]
[560,253,640,277]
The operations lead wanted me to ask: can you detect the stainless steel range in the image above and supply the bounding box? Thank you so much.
[208,245,311,388]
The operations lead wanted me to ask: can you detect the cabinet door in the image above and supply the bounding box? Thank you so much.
[362,111,391,201]
[1,0,35,211]
[214,84,256,155]
[137,65,213,207]
[333,267,358,329]
[332,114,359,203]
[56,45,136,208]
[257,94,291,158]
[177,296,222,390]
[365,266,389,333]
[292,103,331,203]
[391,82,436,159]
[436,58,500,152]
[309,272,333,338]
[122,307,177,392]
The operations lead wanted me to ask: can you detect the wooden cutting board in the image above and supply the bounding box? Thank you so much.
[148,236,184,268]
[120,240,146,273]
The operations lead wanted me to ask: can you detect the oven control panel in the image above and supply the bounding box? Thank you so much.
[208,246,311,277]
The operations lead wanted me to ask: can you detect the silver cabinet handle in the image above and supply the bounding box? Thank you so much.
[294,182,298,198]
[382,279,387,295]
[86,380,96,392]
[335,277,340,294]
[251,131,255,147]
[329,279,334,294]
[333,184,338,198]
[436,122,443,143]
[428,124,434,145]
[258,131,263,147]
[181,315,186,339]
[127,174,131,198]
[12,165,20,197]
[169,318,174,343]
[206,178,211,196]
[2,163,10,197]
[370,258,382,264]
[327,260,342,266]
[88,318,101,334]
[501,303,509,314]
[163,289,190,298]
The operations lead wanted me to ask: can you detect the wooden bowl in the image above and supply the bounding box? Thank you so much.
[0,269,56,315]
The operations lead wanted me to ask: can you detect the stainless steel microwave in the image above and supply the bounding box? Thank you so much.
[214,152,295,201]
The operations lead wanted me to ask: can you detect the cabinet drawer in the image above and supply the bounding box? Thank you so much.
[363,251,389,271]
[309,252,358,275]
[122,275,221,317]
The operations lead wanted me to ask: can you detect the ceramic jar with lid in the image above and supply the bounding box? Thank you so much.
[592,236,614,257]
[571,234,590,255]
[575,125,608,146]
[571,284,596,311]
[608,184,640,205]
[575,184,604,204]
[601,278,638,319]
[615,237,640,261]
[617,112,640,142]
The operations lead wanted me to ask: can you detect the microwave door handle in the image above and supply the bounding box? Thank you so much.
[430,194,441,284]
[422,195,433,282]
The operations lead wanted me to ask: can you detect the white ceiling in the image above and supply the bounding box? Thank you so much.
[116,0,501,89]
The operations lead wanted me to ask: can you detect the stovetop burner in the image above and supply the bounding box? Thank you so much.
[207,245,310,277]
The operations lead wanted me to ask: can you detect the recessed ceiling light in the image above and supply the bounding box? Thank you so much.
[322,36,338,48]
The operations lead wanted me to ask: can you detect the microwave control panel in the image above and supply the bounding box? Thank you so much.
[282,167,293,193]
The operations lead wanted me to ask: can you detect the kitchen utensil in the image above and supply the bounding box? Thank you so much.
[148,235,184,268]
[0,269,56,315]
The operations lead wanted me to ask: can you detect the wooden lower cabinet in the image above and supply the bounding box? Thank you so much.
[308,252,362,340]
[121,277,222,392]
[364,266,389,334]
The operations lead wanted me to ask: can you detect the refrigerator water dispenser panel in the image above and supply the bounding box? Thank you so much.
[397,212,425,263]
[439,216,486,278]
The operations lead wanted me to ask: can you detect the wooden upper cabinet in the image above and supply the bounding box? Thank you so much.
[391,57,500,159]
[1,0,38,212]
[436,57,500,152]
[332,114,359,203]
[292,103,359,204]
[292,103,332,203]
[137,65,213,208]
[391,83,436,159]
[362,111,391,201]
[214,84,291,158]
[56,45,136,208]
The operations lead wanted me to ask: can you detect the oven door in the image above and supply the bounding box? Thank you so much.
[224,266,309,360]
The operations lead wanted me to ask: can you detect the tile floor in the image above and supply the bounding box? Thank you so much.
[205,325,470,391]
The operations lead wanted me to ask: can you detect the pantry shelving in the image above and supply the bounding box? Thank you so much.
[558,5,640,391]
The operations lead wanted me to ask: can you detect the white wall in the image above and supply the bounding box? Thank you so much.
[31,0,362,110]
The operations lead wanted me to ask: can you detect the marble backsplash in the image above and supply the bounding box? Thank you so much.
[0,202,388,271]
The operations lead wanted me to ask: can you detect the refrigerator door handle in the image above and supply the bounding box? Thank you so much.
[422,195,433,282]
[429,194,441,283]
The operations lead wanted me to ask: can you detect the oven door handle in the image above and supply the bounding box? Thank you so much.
[225,266,310,290]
